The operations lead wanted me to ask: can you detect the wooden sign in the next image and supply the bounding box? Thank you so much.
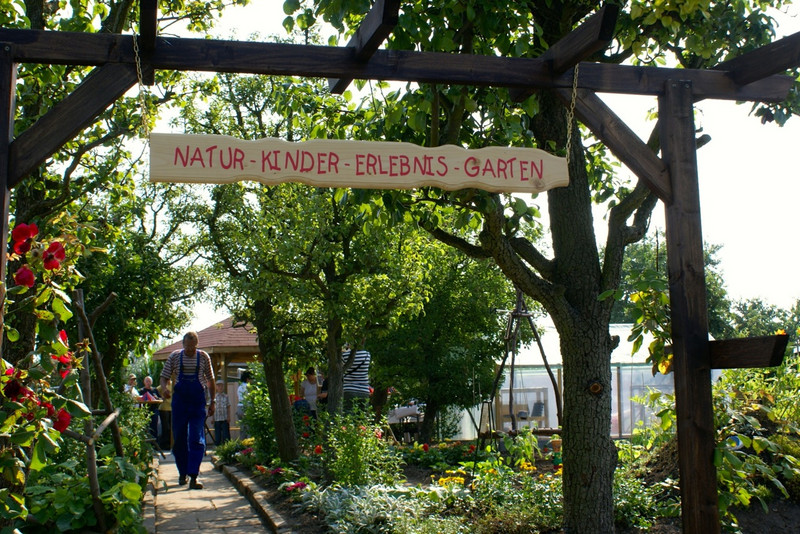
[149,134,569,194]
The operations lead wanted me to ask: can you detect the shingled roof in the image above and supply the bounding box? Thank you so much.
[152,317,259,361]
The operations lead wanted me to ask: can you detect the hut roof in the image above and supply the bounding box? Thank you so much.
[152,317,259,361]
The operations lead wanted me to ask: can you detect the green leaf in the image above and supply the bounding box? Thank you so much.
[5,328,19,342]
[121,482,142,501]
[67,399,91,416]
[29,440,47,471]
[283,0,300,15]
[9,431,35,447]
[752,436,770,454]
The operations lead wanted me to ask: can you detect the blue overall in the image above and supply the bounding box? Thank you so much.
[171,350,207,478]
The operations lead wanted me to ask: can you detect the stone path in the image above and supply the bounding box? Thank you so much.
[144,453,274,533]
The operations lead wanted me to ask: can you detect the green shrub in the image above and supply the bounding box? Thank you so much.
[23,456,147,533]
[215,438,248,464]
[321,410,403,486]
[241,365,278,460]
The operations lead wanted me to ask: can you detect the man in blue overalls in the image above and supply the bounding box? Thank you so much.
[160,332,215,489]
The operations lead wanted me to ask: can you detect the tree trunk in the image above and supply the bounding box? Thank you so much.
[478,88,619,532]
[324,317,343,415]
[252,299,298,462]
[557,319,617,533]
[419,397,439,444]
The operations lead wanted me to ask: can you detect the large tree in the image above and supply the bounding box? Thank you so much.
[370,242,514,442]
[178,70,431,458]
[289,1,800,530]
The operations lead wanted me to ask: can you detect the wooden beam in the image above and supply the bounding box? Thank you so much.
[660,80,720,534]
[0,49,14,355]
[0,29,793,102]
[709,334,788,369]
[140,0,157,55]
[555,87,672,203]
[714,31,800,86]
[328,0,400,93]
[8,62,140,187]
[511,4,619,101]
[139,0,157,84]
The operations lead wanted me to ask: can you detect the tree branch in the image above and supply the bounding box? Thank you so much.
[509,236,556,280]
[424,226,492,259]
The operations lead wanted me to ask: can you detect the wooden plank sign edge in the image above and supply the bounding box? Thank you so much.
[149,133,569,194]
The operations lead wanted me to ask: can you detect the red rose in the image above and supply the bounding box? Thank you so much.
[302,432,310,438]
[43,241,66,270]
[13,265,35,288]
[422,443,429,452]
[11,223,38,254]
[314,445,323,454]
[51,353,71,365]
[39,401,56,417]
[53,408,71,432]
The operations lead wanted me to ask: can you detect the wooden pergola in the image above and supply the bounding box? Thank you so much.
[1,2,798,531]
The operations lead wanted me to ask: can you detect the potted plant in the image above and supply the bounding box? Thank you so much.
[549,434,561,452]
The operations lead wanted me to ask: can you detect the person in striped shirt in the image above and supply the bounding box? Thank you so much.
[160,331,214,490]
[342,345,371,413]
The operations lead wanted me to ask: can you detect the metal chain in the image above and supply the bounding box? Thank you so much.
[564,63,579,168]
[132,31,150,139]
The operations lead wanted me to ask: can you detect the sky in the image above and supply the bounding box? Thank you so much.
[183,3,800,333]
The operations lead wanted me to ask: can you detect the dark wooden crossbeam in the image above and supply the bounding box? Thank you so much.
[328,0,400,93]
[511,4,619,102]
[714,31,800,86]
[0,29,793,102]
[8,63,142,187]
[710,334,788,369]
[555,87,672,203]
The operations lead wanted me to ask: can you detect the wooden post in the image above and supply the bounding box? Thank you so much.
[660,80,720,533]
[0,47,14,355]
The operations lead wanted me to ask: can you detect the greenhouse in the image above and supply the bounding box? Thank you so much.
[456,323,718,440]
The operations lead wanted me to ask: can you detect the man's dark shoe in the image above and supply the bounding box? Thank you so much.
[189,476,203,490]
[178,475,187,486]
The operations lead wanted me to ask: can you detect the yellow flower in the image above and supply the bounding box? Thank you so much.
[776,328,787,336]
[437,476,465,487]
[519,460,536,471]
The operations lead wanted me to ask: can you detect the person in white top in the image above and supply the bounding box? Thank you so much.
[300,367,320,417]
[124,374,140,398]
[236,370,251,439]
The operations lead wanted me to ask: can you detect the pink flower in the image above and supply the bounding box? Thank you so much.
[43,241,66,270]
[53,408,71,432]
[11,223,38,254]
[285,481,307,492]
[13,265,35,288]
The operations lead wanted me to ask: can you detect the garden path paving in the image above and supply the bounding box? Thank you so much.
[145,453,273,533]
